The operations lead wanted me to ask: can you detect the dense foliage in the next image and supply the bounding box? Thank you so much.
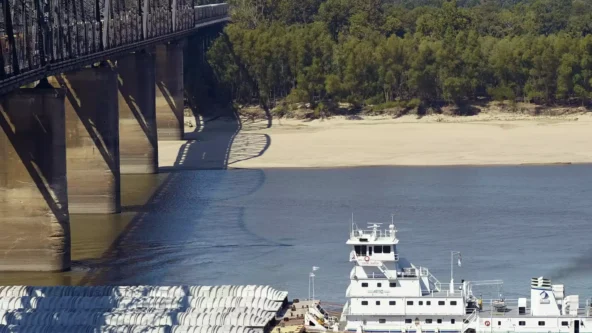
[207,0,592,112]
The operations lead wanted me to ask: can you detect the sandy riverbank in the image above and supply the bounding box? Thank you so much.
[158,111,592,169]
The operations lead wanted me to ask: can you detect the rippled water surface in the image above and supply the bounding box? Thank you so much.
[2,165,591,306]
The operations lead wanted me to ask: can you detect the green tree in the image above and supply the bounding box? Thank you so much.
[210,0,592,115]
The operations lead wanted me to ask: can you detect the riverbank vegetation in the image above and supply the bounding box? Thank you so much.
[206,0,592,117]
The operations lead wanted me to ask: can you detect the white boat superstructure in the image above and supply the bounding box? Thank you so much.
[340,218,592,333]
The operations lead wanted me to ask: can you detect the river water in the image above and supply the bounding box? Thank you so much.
[1,165,591,307]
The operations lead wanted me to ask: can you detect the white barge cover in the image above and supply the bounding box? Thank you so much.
[0,296,283,312]
[0,325,264,333]
[0,285,287,333]
[0,285,288,302]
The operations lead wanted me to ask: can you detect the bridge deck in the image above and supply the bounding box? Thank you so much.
[0,2,229,95]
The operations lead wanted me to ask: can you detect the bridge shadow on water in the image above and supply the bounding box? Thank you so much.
[67,26,286,287]
[74,94,285,287]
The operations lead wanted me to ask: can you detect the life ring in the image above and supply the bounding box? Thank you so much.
[485,321,490,327]
[364,256,370,262]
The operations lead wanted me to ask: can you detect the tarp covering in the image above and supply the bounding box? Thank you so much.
[0,308,274,326]
[0,285,287,332]
[0,325,264,333]
[0,286,288,302]
[0,297,282,312]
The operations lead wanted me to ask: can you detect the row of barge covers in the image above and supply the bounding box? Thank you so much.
[0,285,289,333]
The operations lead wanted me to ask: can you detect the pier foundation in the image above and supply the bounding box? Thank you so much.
[0,87,71,271]
[116,50,158,174]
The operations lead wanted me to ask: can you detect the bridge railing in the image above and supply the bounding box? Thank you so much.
[0,0,228,81]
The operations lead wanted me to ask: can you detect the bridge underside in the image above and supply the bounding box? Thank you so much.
[0,22,225,271]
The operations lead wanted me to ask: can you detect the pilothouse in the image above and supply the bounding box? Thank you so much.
[339,218,592,333]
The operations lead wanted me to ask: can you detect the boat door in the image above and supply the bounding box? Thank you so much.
[570,319,580,333]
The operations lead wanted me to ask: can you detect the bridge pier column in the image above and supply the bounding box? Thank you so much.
[0,87,71,271]
[155,41,185,140]
[50,66,121,214]
[184,35,204,112]
[184,28,228,117]
[116,50,158,174]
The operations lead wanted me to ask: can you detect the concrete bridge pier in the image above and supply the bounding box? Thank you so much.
[0,85,71,271]
[50,66,121,214]
[155,40,186,140]
[184,35,206,112]
[115,50,158,174]
[184,27,227,114]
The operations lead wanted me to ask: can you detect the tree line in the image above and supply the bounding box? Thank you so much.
[206,0,592,113]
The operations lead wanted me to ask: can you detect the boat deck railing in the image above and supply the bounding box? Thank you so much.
[477,298,592,317]
[350,223,397,240]
[425,284,466,297]
[397,267,425,279]
[349,269,395,281]
[360,272,389,279]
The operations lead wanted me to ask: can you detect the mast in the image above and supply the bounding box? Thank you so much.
[450,251,461,294]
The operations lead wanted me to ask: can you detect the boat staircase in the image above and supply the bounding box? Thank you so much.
[417,267,442,294]
[462,310,479,333]
[378,263,395,280]
[423,267,442,292]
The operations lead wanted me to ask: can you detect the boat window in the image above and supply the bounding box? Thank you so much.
[438,301,445,305]
[561,322,569,326]
[369,246,373,255]
[383,246,391,253]
[538,321,545,326]
[389,301,396,305]
[362,283,368,287]
[375,246,383,254]
[451,319,456,324]
[426,301,431,305]
[379,319,386,324]
[362,301,368,305]
[407,301,413,305]
[519,321,525,326]
[405,319,412,324]
[377,283,382,287]
[318,305,327,315]
[376,301,381,305]
[437,319,442,324]
[450,301,457,305]
[426,319,433,324]
[355,245,368,255]
[389,282,396,287]
[419,301,423,305]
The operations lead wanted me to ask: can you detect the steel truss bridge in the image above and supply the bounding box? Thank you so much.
[0,0,229,94]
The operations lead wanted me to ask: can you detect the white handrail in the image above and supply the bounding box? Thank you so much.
[462,309,478,331]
